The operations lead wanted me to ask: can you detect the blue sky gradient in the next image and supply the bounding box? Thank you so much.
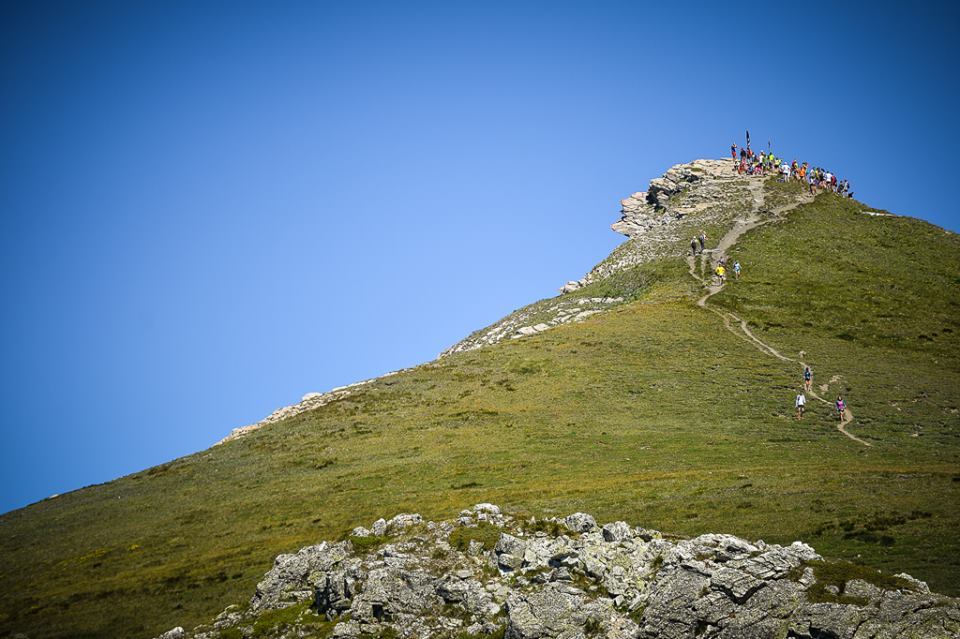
[1,1,958,513]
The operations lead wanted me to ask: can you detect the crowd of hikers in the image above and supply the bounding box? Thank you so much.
[723,135,854,424]
[729,142,853,198]
[694,134,854,424]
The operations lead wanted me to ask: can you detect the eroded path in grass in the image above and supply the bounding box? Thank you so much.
[686,180,871,447]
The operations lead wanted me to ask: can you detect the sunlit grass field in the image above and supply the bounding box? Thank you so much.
[1,186,957,639]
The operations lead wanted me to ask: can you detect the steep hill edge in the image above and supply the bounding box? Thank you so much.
[225,159,763,445]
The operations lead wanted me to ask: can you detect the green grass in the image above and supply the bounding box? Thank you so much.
[348,535,390,552]
[0,188,958,639]
[448,523,502,552]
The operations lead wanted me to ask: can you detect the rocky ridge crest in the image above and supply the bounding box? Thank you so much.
[220,159,770,444]
[216,368,416,445]
[155,505,960,639]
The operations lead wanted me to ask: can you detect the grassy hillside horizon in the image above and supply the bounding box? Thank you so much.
[1,180,958,639]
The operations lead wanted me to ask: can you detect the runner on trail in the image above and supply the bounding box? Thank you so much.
[691,237,698,256]
[733,260,741,279]
[836,395,846,421]
[698,231,706,252]
[803,366,812,391]
[795,390,806,420]
[715,263,726,285]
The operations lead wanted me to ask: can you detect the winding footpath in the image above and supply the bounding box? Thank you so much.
[686,179,871,447]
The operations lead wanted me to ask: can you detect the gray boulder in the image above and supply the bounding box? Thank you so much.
[505,582,588,638]
[563,512,597,533]
[250,541,350,611]
[601,521,631,542]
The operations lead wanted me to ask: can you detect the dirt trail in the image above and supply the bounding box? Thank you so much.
[689,178,870,447]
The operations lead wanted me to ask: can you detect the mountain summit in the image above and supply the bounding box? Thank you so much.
[2,157,958,639]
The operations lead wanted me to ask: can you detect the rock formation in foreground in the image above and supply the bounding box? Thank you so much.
[156,505,960,639]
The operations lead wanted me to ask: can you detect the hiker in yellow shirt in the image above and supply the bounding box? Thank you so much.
[715,264,726,284]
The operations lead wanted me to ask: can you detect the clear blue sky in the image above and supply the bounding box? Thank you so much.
[1,1,957,514]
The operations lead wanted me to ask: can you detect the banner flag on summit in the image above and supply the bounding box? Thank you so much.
[746,130,751,148]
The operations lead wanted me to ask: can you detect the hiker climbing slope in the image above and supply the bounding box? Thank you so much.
[836,395,846,421]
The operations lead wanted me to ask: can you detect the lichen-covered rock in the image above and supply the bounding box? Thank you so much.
[563,512,597,533]
[504,582,588,638]
[601,521,631,543]
[161,506,960,639]
[250,541,351,611]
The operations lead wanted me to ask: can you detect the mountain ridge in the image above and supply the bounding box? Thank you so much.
[225,158,777,446]
[2,156,958,639]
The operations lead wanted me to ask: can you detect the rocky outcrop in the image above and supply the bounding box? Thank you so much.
[610,159,741,238]
[216,369,413,445]
[155,506,960,639]
[583,159,754,285]
[440,296,624,357]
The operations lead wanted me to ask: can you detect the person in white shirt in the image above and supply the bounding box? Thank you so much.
[795,391,806,420]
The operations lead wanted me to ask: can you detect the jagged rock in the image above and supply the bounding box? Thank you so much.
[563,512,597,533]
[710,566,767,604]
[157,628,184,639]
[351,565,440,624]
[505,582,588,638]
[250,541,350,611]
[602,521,631,542]
[386,513,422,532]
[895,571,931,594]
[475,502,501,515]
[164,507,960,639]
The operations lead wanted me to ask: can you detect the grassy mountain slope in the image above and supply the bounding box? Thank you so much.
[1,180,958,639]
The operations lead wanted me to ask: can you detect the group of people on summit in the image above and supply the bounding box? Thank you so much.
[730,143,853,198]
